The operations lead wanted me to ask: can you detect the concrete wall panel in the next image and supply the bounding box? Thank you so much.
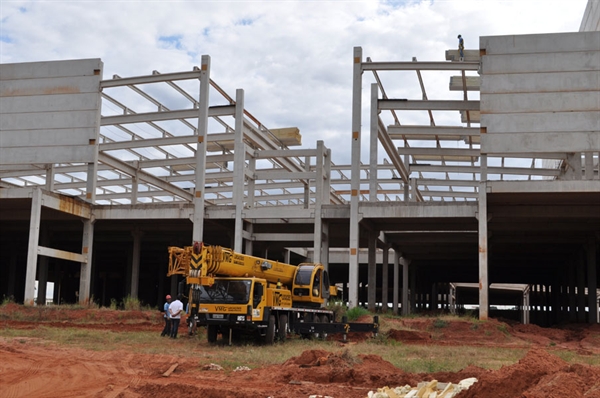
[481,91,600,114]
[481,112,599,133]
[482,51,600,75]
[0,59,103,166]
[0,59,102,80]
[481,71,600,94]
[481,132,600,154]
[480,32,600,55]
[0,93,101,114]
[2,110,101,131]
[580,0,600,32]
[1,128,97,147]
[0,76,101,97]
[1,146,99,164]
[480,32,600,155]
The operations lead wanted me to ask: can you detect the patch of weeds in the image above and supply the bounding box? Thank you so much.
[470,323,479,331]
[485,330,492,336]
[326,299,348,320]
[123,295,141,311]
[549,341,556,347]
[345,306,370,321]
[433,318,448,329]
[2,295,16,306]
[109,298,118,310]
[497,324,510,336]
[369,332,401,347]
[340,348,360,365]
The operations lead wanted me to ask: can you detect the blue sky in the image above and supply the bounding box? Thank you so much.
[0,0,589,165]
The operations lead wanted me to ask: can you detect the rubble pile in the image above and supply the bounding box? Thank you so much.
[367,378,477,398]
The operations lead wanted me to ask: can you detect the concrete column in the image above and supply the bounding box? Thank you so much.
[523,285,530,324]
[381,246,389,311]
[584,152,594,180]
[551,277,561,325]
[587,239,598,323]
[192,54,211,245]
[369,83,378,201]
[410,179,418,202]
[392,249,399,314]
[7,253,17,298]
[314,141,325,263]
[45,164,55,191]
[348,46,363,308]
[569,259,577,322]
[367,231,377,312]
[431,283,438,312]
[244,223,253,255]
[303,156,310,209]
[25,188,42,305]
[449,283,456,315]
[85,161,98,203]
[577,250,586,322]
[247,156,256,210]
[37,230,50,305]
[131,168,139,204]
[410,262,417,313]
[233,89,245,253]
[478,154,489,320]
[130,229,143,299]
[402,257,410,315]
[79,218,95,304]
[322,220,330,271]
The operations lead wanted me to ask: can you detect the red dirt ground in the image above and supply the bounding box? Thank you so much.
[1,304,599,398]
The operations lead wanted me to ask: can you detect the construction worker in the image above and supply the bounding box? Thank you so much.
[458,34,464,61]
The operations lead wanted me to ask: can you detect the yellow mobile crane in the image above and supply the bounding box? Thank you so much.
[168,242,378,344]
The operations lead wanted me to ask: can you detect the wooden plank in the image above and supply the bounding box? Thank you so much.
[162,363,179,377]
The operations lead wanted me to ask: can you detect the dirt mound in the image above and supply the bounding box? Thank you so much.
[457,348,600,398]
[267,349,420,387]
[387,328,431,343]
[396,317,517,346]
[0,303,163,333]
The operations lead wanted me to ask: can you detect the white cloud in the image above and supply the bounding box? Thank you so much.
[1,0,589,166]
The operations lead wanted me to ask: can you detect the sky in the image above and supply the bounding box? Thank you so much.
[0,0,590,167]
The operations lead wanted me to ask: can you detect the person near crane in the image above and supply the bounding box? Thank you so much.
[458,34,464,61]
[160,294,172,337]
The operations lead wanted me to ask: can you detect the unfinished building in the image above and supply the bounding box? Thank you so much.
[1,2,598,325]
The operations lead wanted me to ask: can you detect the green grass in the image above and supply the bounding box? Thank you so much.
[0,325,535,373]
[1,306,598,374]
[345,306,370,321]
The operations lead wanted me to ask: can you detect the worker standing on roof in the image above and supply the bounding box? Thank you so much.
[458,34,464,61]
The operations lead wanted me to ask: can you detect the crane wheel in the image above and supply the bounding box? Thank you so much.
[265,315,276,345]
[207,325,218,343]
[278,314,288,342]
